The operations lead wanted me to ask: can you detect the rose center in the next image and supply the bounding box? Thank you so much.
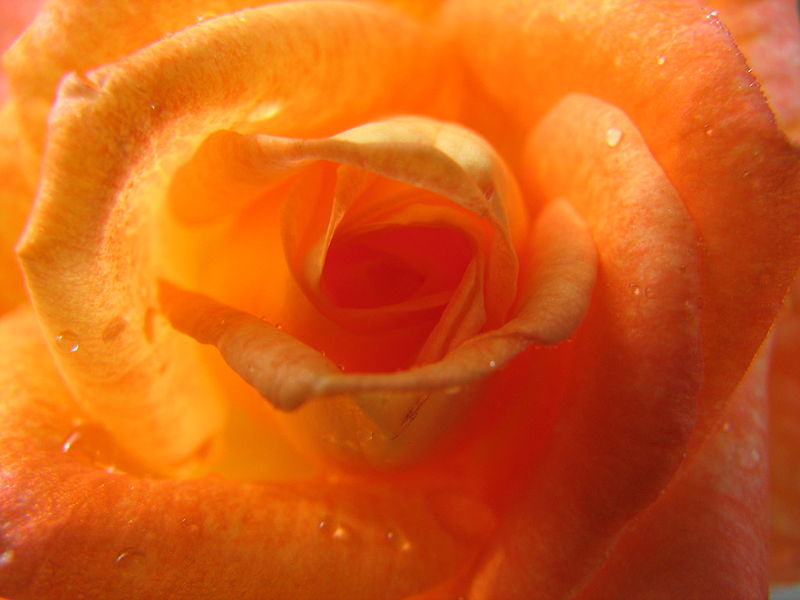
[321,224,473,310]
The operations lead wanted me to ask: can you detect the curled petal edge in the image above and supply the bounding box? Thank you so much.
[161,199,596,411]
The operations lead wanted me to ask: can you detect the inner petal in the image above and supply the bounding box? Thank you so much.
[321,224,473,310]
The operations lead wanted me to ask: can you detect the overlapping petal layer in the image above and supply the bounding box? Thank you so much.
[463,93,703,599]
[770,278,800,582]
[0,308,491,600]
[576,337,772,600]
[698,0,800,141]
[0,0,797,597]
[15,1,450,471]
[448,0,800,451]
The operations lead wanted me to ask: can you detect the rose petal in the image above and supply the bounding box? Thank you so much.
[3,0,286,171]
[698,0,800,141]
[167,117,525,354]
[161,196,596,467]
[15,1,449,472]
[0,308,491,600]
[448,0,800,458]
[0,0,42,100]
[466,94,703,598]
[574,332,771,600]
[770,276,800,582]
[0,105,32,314]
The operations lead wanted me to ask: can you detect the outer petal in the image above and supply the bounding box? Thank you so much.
[575,335,772,600]
[770,277,800,582]
[466,94,702,599]
[0,0,42,99]
[15,1,450,472]
[699,0,800,141]
[0,105,32,314]
[448,0,800,448]
[0,0,41,314]
[0,308,491,600]
[3,0,282,170]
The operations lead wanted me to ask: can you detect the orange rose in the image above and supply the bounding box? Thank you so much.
[1,1,799,599]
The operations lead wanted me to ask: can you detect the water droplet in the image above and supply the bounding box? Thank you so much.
[237,14,248,23]
[102,316,127,343]
[706,9,719,18]
[488,360,497,369]
[656,55,666,66]
[318,519,350,541]
[0,549,15,566]
[629,284,642,296]
[61,430,80,453]
[644,287,653,298]
[704,127,715,136]
[605,127,623,148]
[196,12,215,22]
[179,516,200,534]
[55,331,80,353]
[385,529,412,552]
[115,549,144,567]
[61,423,119,472]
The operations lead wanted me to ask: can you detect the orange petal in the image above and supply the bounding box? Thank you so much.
[16,1,448,472]
[467,94,703,599]
[0,307,491,600]
[769,275,800,582]
[0,0,41,100]
[448,0,800,454]
[698,0,800,141]
[575,331,771,600]
[161,196,596,468]
[0,104,33,314]
[3,0,289,170]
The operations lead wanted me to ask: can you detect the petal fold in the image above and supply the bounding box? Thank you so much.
[468,93,703,599]
[0,308,488,600]
[15,1,448,472]
[448,0,800,449]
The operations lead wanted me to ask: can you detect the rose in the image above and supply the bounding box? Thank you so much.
[1,1,799,599]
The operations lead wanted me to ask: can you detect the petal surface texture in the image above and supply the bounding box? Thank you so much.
[0,308,489,600]
[159,115,596,468]
[465,93,703,599]
[770,278,800,582]
[15,1,450,471]
[448,0,800,450]
[575,337,772,600]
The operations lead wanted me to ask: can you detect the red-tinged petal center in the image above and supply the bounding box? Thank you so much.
[322,224,472,310]
[156,117,597,468]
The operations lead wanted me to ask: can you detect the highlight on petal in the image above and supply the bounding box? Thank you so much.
[0,308,492,600]
[467,94,703,599]
[15,1,449,473]
[160,116,597,468]
[448,0,800,452]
